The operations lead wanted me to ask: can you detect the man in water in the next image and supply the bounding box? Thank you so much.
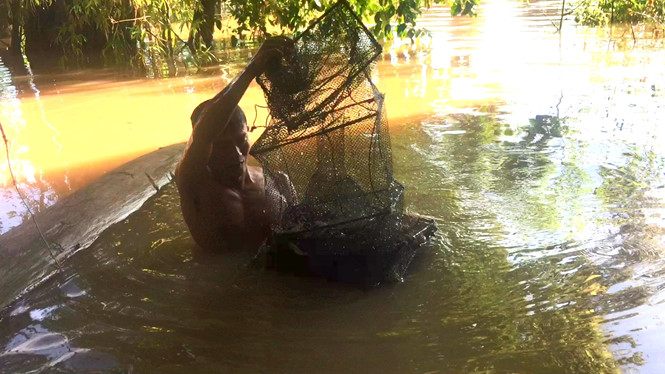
[175,37,294,253]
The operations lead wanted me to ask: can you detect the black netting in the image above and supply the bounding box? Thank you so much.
[251,0,436,284]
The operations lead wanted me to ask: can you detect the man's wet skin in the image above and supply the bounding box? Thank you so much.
[175,36,295,254]
[207,109,250,186]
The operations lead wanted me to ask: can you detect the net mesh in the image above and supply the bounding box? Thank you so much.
[251,0,436,284]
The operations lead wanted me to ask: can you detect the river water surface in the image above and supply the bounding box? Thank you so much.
[2,0,665,373]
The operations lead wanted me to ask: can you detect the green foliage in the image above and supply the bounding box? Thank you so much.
[573,0,665,26]
[227,0,478,42]
[450,0,479,17]
[2,0,480,73]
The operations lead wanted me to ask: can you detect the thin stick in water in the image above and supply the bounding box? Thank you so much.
[0,121,63,270]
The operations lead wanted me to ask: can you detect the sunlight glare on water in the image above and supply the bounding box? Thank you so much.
[0,65,270,233]
[2,0,665,372]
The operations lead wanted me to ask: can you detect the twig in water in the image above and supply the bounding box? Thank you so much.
[559,0,566,33]
[145,172,159,192]
[0,121,63,270]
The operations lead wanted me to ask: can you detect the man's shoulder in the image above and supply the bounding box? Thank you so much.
[175,135,211,179]
[174,160,214,203]
[175,143,209,184]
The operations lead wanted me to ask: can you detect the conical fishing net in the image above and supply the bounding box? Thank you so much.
[251,0,436,284]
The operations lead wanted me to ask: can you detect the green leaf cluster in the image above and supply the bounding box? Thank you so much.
[1,0,480,73]
[227,0,478,42]
[573,0,665,26]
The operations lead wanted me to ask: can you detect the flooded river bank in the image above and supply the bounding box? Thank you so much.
[2,0,665,372]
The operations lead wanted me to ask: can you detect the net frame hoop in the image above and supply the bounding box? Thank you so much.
[251,96,377,154]
[254,0,383,140]
[277,210,392,236]
[252,110,378,154]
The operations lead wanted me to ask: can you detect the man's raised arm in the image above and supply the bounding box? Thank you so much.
[181,37,294,173]
[190,37,293,164]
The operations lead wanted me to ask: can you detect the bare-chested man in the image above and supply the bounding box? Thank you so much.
[175,37,294,253]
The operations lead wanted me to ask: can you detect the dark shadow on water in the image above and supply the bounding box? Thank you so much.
[4,109,654,373]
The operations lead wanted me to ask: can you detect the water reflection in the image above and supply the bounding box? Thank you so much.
[1,0,665,372]
[0,59,258,233]
[393,106,659,372]
[0,57,66,234]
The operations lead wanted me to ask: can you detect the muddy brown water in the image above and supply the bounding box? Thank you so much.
[2,0,665,372]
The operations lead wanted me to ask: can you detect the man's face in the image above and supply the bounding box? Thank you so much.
[209,111,250,187]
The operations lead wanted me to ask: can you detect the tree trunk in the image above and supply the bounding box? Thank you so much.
[164,5,177,77]
[187,11,201,53]
[200,0,217,49]
[9,0,21,55]
[188,0,217,52]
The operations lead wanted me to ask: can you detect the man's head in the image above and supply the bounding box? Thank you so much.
[212,106,249,185]
[192,102,250,187]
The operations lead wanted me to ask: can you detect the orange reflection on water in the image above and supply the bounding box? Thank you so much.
[0,74,271,186]
[0,0,552,194]
[2,0,664,234]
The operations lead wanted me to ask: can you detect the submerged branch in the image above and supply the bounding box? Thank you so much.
[0,121,63,270]
[559,0,566,32]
